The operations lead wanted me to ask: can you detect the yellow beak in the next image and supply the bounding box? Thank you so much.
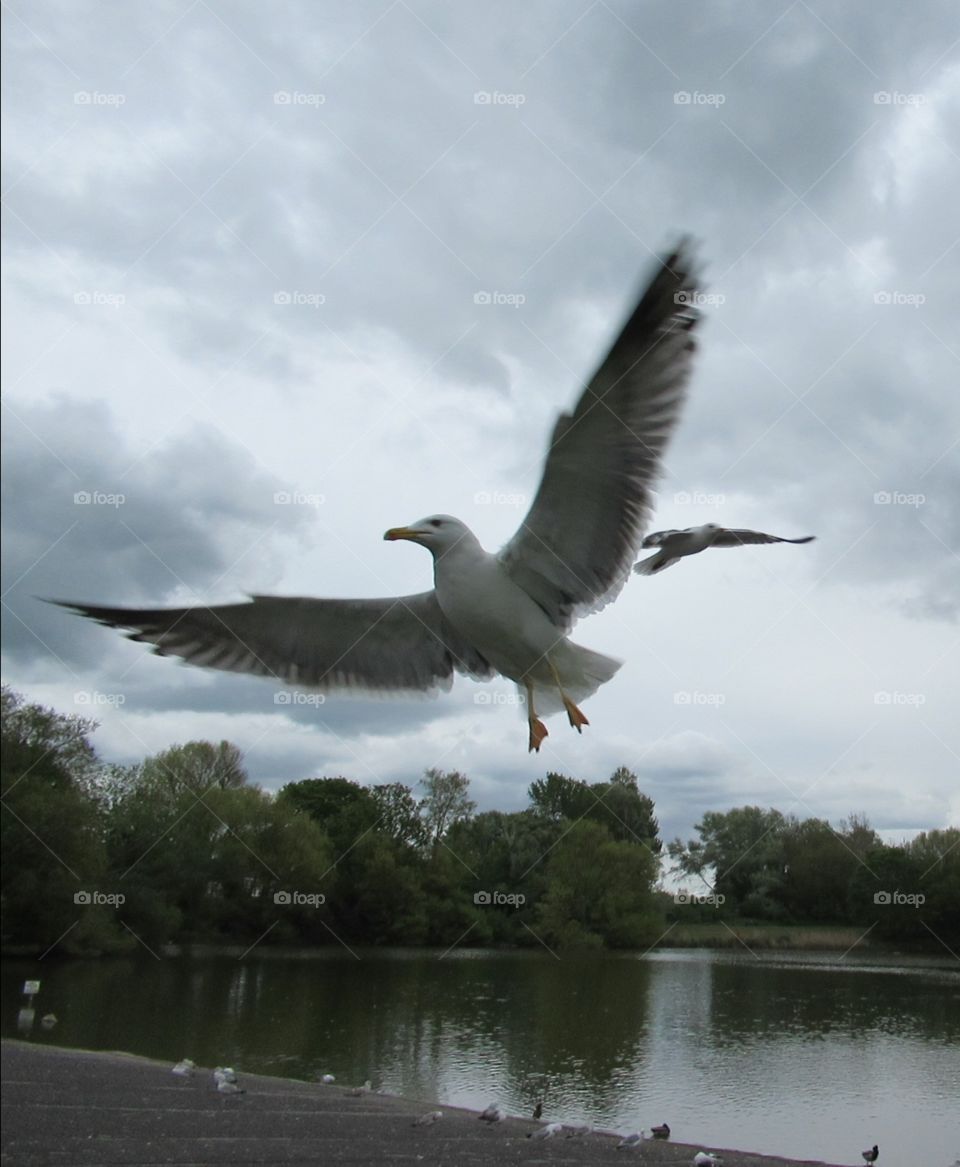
[384,526,421,542]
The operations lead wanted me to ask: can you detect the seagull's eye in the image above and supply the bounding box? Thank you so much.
[429,519,442,528]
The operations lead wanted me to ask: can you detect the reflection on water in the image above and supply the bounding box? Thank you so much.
[3,948,957,1164]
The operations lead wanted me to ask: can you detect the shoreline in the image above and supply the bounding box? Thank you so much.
[2,1039,844,1166]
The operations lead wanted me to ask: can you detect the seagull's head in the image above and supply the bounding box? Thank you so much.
[384,514,477,557]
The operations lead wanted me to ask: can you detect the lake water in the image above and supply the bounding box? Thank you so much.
[3,948,958,1164]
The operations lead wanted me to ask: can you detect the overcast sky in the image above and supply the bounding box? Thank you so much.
[3,1,958,857]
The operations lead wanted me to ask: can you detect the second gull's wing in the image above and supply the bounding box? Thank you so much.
[711,530,815,547]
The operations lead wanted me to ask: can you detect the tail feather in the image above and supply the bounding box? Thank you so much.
[525,642,621,716]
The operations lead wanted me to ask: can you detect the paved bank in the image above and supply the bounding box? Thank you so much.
[2,1041,841,1166]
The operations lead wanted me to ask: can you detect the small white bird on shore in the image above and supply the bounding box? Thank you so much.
[564,1121,592,1138]
[617,1130,646,1149]
[171,1058,195,1077]
[693,1152,722,1166]
[634,524,814,575]
[412,1110,443,1127]
[478,1103,506,1122]
[213,1067,237,1085]
[40,1014,58,1029]
[216,1079,245,1097]
[528,1123,563,1139]
[321,1073,335,1084]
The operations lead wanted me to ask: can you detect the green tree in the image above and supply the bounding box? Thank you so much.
[1,687,114,951]
[370,782,426,849]
[535,820,662,948]
[419,769,475,848]
[669,806,788,917]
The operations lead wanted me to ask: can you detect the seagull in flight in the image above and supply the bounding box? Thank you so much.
[633,523,814,575]
[53,244,700,752]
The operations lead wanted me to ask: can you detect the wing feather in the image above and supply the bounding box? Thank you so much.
[52,593,494,694]
[711,530,815,547]
[498,242,700,629]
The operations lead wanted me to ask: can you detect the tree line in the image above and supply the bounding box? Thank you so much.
[2,686,956,955]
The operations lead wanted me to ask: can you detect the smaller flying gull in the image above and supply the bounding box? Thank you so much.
[651,1122,671,1139]
[862,1146,879,1165]
[634,523,814,575]
[171,1058,195,1078]
[412,1110,443,1127]
[478,1103,506,1123]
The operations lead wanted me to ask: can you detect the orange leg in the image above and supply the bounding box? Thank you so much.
[548,660,589,733]
[524,680,549,752]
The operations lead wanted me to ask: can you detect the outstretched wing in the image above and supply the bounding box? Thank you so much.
[499,242,700,630]
[711,530,815,547]
[52,592,494,694]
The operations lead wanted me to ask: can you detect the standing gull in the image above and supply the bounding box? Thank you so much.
[634,524,814,575]
[53,244,699,751]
